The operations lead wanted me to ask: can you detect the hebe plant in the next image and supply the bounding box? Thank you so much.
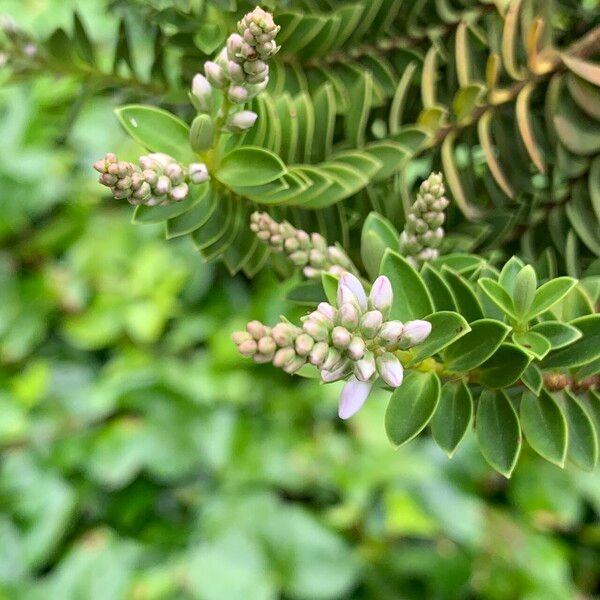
[5,1,597,477]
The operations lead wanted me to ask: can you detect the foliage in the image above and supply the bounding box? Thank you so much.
[0,0,599,597]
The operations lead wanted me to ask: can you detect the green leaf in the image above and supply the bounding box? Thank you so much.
[360,213,400,280]
[520,390,568,467]
[476,390,522,477]
[562,391,599,471]
[521,364,543,395]
[527,277,577,319]
[380,250,434,321]
[385,371,441,447]
[286,281,327,306]
[441,267,484,322]
[512,265,537,318]
[407,311,470,365]
[512,331,552,360]
[477,278,516,319]
[530,321,582,349]
[476,344,531,388]
[216,147,286,188]
[541,314,600,369]
[421,264,457,312]
[431,380,473,457]
[321,272,338,305]
[345,72,373,148]
[115,105,193,163]
[444,319,511,372]
[498,256,525,294]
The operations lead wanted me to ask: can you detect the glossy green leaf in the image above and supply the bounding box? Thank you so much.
[530,321,582,350]
[521,364,543,395]
[562,391,599,471]
[441,267,484,322]
[115,105,193,163]
[431,380,473,457]
[216,147,287,188]
[444,319,511,372]
[476,344,531,388]
[385,371,441,447]
[420,265,457,311]
[520,390,568,467]
[512,331,552,360]
[476,390,521,478]
[512,265,537,318]
[360,213,400,280]
[478,278,516,319]
[541,314,600,369]
[380,250,434,321]
[527,277,577,319]
[408,311,470,365]
[321,272,338,305]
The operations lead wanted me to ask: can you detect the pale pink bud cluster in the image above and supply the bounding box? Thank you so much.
[93,153,209,206]
[233,273,432,421]
[249,212,358,279]
[201,7,279,111]
[400,172,449,268]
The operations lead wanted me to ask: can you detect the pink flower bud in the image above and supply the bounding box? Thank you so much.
[338,303,359,330]
[401,320,432,347]
[378,320,404,346]
[246,320,267,340]
[354,351,376,382]
[309,341,329,366]
[192,74,212,111]
[273,347,296,368]
[231,331,252,345]
[317,302,337,321]
[227,110,258,132]
[238,339,258,357]
[295,333,315,356]
[369,276,393,316]
[375,353,404,388]
[302,319,329,342]
[204,61,226,88]
[271,323,294,347]
[338,377,373,419]
[347,337,366,361]
[338,272,367,310]
[331,326,351,349]
[360,310,383,338]
[258,336,276,355]
[322,348,342,371]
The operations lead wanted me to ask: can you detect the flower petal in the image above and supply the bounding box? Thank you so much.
[338,376,373,419]
[339,272,367,310]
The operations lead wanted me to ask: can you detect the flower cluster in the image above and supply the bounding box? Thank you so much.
[93,153,209,206]
[399,172,449,268]
[250,212,358,279]
[200,6,279,118]
[232,273,432,419]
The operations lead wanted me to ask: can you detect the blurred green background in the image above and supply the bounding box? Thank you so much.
[1,1,599,599]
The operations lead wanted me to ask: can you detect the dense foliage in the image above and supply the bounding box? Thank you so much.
[0,0,599,598]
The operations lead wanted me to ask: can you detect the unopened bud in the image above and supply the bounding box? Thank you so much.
[295,333,315,356]
[228,85,249,103]
[258,336,276,355]
[347,337,366,361]
[189,163,209,184]
[192,74,212,112]
[376,353,404,388]
[331,326,351,349]
[271,323,295,347]
[273,347,296,368]
[354,351,376,382]
[378,320,404,347]
[322,348,342,371]
[338,303,359,330]
[238,339,258,357]
[360,311,383,338]
[246,320,267,340]
[309,342,329,366]
[302,319,329,342]
[317,303,337,321]
[232,331,252,345]
[204,61,226,88]
[226,110,258,132]
[369,276,393,316]
[338,272,367,310]
[190,114,215,152]
[283,356,306,374]
[400,320,432,347]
